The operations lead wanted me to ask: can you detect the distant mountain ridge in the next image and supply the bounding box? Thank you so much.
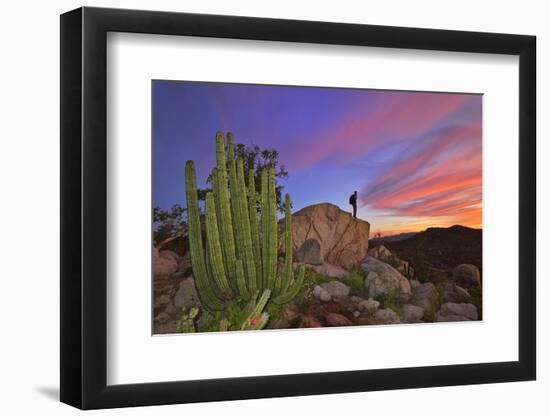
[371,225,482,279]
[370,232,418,244]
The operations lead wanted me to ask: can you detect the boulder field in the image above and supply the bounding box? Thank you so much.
[153,203,482,333]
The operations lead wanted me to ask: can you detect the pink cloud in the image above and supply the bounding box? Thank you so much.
[285,92,476,171]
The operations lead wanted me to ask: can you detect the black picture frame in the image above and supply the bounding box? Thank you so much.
[60,6,536,410]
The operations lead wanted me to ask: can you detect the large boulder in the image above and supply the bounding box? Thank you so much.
[452,264,481,287]
[312,281,350,302]
[159,249,180,263]
[309,263,351,278]
[411,282,439,315]
[373,308,400,324]
[296,238,323,265]
[368,245,392,261]
[313,285,332,302]
[153,247,178,277]
[400,304,424,323]
[439,281,471,303]
[358,298,380,314]
[320,281,350,298]
[435,302,478,322]
[280,203,370,269]
[361,255,411,299]
[368,245,414,278]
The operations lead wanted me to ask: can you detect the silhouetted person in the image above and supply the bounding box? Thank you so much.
[349,191,358,218]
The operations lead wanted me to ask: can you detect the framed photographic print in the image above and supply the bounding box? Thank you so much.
[60,6,536,410]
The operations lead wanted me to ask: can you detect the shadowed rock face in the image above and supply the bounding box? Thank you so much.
[280,203,370,269]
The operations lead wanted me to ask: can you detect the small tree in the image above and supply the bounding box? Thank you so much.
[153,204,187,249]
[198,140,289,213]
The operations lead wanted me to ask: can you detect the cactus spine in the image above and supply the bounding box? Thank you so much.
[185,132,303,320]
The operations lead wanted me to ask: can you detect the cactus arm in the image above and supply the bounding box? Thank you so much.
[247,168,262,290]
[205,239,225,300]
[273,264,305,305]
[241,312,269,331]
[241,289,272,330]
[236,159,257,294]
[280,193,293,295]
[235,258,251,301]
[185,161,225,312]
[215,132,237,290]
[205,192,233,299]
[252,289,271,318]
[260,169,269,291]
[267,167,278,291]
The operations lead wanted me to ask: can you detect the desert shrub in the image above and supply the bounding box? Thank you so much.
[373,287,402,312]
[348,269,366,297]
[385,253,402,270]
[292,267,331,309]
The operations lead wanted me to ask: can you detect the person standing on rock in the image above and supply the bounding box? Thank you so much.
[349,191,358,218]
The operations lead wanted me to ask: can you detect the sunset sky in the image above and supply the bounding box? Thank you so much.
[153,81,482,236]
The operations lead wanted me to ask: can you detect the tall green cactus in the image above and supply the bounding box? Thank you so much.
[248,169,262,289]
[185,161,225,312]
[273,193,305,305]
[185,132,303,321]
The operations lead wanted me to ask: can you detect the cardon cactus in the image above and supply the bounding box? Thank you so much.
[185,132,304,320]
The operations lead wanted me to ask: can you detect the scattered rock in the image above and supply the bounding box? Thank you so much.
[396,260,414,278]
[361,255,411,299]
[157,293,171,307]
[173,277,200,310]
[313,285,323,298]
[320,281,350,298]
[154,311,171,325]
[320,290,331,302]
[325,312,353,327]
[358,298,380,314]
[368,245,414,278]
[163,301,177,315]
[153,247,178,277]
[435,302,478,322]
[439,281,471,303]
[269,304,300,329]
[400,304,424,323]
[411,282,439,315]
[296,238,323,265]
[160,249,180,263]
[410,279,421,289]
[280,203,370,269]
[368,245,392,261]
[296,314,323,328]
[435,313,474,322]
[313,286,332,302]
[373,308,400,324]
[309,263,351,278]
[177,252,192,273]
[353,310,361,318]
[452,264,481,287]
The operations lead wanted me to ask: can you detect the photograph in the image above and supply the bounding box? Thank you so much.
[152,81,483,334]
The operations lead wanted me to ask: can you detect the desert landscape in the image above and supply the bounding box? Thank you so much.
[153,132,482,334]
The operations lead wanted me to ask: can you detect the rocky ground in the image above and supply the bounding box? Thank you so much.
[153,203,482,334]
